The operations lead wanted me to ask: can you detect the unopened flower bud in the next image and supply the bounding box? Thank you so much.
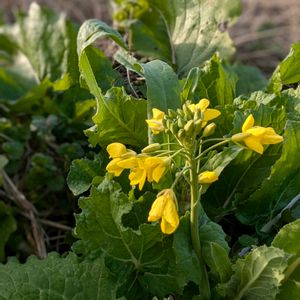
[194,119,203,135]
[177,118,185,128]
[142,143,161,153]
[184,120,194,136]
[178,129,185,140]
[231,132,252,142]
[167,109,177,118]
[202,123,216,137]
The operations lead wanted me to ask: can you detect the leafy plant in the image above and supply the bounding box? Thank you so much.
[1,1,300,300]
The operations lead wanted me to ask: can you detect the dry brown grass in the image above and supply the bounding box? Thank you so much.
[1,0,300,74]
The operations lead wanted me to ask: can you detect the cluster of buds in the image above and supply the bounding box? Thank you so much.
[163,99,220,145]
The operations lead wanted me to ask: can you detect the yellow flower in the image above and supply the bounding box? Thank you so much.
[199,171,219,184]
[146,108,165,134]
[118,155,148,190]
[188,98,221,127]
[236,114,284,154]
[144,156,170,183]
[148,189,179,234]
[106,143,136,176]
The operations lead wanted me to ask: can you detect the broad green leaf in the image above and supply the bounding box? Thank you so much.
[200,221,230,254]
[74,178,185,298]
[193,55,237,107]
[142,60,181,112]
[2,141,24,161]
[77,19,127,57]
[81,46,123,92]
[272,219,300,256]
[173,213,202,286]
[0,202,16,261]
[181,67,201,101]
[217,246,288,300]
[16,3,78,83]
[84,87,147,147]
[204,242,232,284]
[0,253,119,299]
[272,220,300,299]
[130,0,240,76]
[203,99,286,217]
[67,156,104,196]
[230,64,267,96]
[237,121,300,226]
[276,265,300,300]
[268,43,300,93]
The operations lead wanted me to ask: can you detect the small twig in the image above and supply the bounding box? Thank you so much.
[126,69,139,98]
[39,219,72,231]
[1,170,47,258]
[261,193,300,233]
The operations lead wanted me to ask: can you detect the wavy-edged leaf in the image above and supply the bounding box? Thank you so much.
[130,0,240,76]
[142,60,181,112]
[237,121,300,226]
[74,178,186,298]
[84,87,147,147]
[0,253,119,299]
[217,246,288,300]
[268,43,300,93]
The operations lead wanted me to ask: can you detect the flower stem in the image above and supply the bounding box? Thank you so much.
[187,147,211,300]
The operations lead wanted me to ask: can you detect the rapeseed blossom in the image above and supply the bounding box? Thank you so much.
[233,114,283,154]
[188,99,221,127]
[148,189,179,234]
[146,108,165,134]
[199,171,219,184]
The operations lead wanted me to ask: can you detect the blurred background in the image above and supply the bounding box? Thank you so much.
[1,0,300,75]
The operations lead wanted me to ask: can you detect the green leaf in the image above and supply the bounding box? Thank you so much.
[204,242,232,284]
[2,141,24,161]
[268,43,300,93]
[84,87,147,147]
[0,202,17,262]
[193,55,237,107]
[272,220,300,300]
[237,121,300,226]
[130,0,240,76]
[173,213,202,285]
[0,253,119,299]
[272,219,300,256]
[230,64,267,96]
[67,157,104,196]
[16,3,78,83]
[217,246,288,300]
[74,178,184,298]
[142,60,181,112]
[276,266,300,300]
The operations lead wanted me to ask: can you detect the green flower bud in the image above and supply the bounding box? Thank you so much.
[202,123,216,137]
[177,118,185,128]
[231,132,252,142]
[178,129,185,140]
[184,120,194,136]
[142,143,161,153]
[167,109,177,118]
[194,119,203,135]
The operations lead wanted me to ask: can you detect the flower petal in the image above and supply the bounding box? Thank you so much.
[152,108,165,119]
[148,195,166,222]
[106,143,127,158]
[117,157,138,169]
[242,114,255,132]
[244,136,264,154]
[106,158,124,176]
[197,98,210,111]
[203,109,221,122]
[199,171,218,184]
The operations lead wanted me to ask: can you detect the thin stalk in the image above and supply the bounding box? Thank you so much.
[187,147,211,300]
[196,139,230,160]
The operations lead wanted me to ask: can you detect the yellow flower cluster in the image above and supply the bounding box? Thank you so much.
[106,143,170,190]
[232,114,283,154]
